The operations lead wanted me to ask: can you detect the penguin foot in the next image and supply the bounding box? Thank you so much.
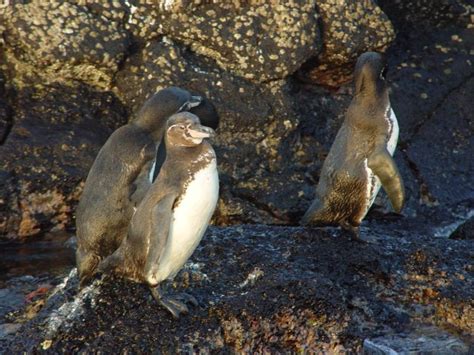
[149,287,197,318]
[340,222,366,243]
[161,296,189,318]
[174,292,198,307]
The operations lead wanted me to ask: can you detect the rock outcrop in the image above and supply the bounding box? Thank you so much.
[298,0,395,87]
[2,213,473,352]
[0,0,472,238]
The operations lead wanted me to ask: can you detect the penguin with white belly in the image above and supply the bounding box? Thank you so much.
[75,87,202,287]
[98,112,219,318]
[301,52,405,240]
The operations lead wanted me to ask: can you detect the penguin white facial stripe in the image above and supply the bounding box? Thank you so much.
[148,160,156,183]
[387,108,399,155]
[177,97,202,112]
[167,124,184,132]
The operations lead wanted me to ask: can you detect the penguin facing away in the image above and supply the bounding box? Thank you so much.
[75,87,201,287]
[301,52,405,240]
[98,112,219,318]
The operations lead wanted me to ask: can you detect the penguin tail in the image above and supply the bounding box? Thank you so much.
[300,198,324,226]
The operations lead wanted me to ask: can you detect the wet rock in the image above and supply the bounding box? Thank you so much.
[298,0,395,87]
[406,77,473,207]
[0,1,129,89]
[2,219,473,352]
[125,2,320,83]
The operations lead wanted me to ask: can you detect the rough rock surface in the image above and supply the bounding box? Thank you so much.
[0,1,129,89]
[125,1,320,82]
[0,1,473,237]
[0,85,127,238]
[298,0,395,87]
[2,214,473,353]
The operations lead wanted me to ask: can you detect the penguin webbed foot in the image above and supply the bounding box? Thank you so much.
[174,292,198,306]
[149,286,197,319]
[340,222,366,243]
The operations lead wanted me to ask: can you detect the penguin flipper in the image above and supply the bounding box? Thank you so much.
[367,148,405,213]
[143,194,176,283]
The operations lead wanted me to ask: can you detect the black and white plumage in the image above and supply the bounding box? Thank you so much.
[152,96,220,181]
[301,52,405,240]
[99,112,218,318]
[75,87,201,287]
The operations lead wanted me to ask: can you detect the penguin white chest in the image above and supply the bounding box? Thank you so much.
[155,159,219,282]
[386,107,399,155]
[364,106,400,216]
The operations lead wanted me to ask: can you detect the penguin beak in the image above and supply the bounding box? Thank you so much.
[188,123,215,139]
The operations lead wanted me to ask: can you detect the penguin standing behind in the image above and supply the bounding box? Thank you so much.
[301,52,405,240]
[76,87,201,287]
[99,112,219,318]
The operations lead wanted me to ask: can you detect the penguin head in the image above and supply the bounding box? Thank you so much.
[189,96,220,130]
[134,87,202,134]
[165,112,216,148]
[353,52,388,96]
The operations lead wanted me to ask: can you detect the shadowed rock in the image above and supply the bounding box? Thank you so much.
[2,215,473,352]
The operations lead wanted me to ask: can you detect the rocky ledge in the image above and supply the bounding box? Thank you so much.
[2,206,473,353]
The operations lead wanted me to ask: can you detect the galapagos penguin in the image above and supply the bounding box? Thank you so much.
[301,52,405,240]
[153,95,220,180]
[76,87,201,287]
[98,112,219,318]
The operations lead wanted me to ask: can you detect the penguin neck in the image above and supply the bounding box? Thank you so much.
[165,142,209,161]
[132,120,167,142]
[354,84,388,106]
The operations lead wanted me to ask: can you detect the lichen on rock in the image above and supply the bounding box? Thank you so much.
[299,0,395,86]
[124,1,321,83]
[0,1,129,89]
